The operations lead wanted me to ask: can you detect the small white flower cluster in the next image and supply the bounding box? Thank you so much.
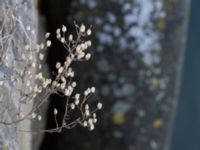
[0,23,103,132]
[48,24,103,131]
[82,113,97,131]
[81,101,103,131]
[56,24,92,61]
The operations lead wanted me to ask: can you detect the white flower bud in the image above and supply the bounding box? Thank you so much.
[84,89,90,96]
[46,40,51,47]
[93,113,96,118]
[85,53,91,60]
[85,104,89,110]
[56,34,61,39]
[32,62,36,68]
[56,62,61,69]
[75,93,80,100]
[56,28,61,34]
[85,109,90,116]
[86,40,92,47]
[88,118,93,125]
[58,67,63,74]
[45,32,50,38]
[47,79,52,84]
[62,25,67,32]
[53,108,58,115]
[83,121,88,127]
[93,118,97,123]
[64,89,70,96]
[89,124,94,131]
[97,102,103,110]
[31,112,37,119]
[91,87,95,93]
[87,29,92,35]
[80,24,86,32]
[60,83,65,89]
[61,76,66,83]
[61,38,65,43]
[71,103,75,110]
[75,99,80,105]
[39,53,44,60]
[72,82,77,88]
[18,112,24,118]
[69,34,73,41]
[40,43,44,49]
[38,115,42,121]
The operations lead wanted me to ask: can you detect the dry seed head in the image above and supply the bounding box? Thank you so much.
[31,112,37,119]
[69,34,73,41]
[40,43,44,49]
[97,102,103,110]
[71,103,75,110]
[75,93,80,100]
[38,115,42,121]
[91,87,95,93]
[85,104,89,110]
[56,62,61,69]
[61,38,65,43]
[83,121,88,127]
[53,108,58,115]
[58,67,63,74]
[80,24,86,33]
[46,40,51,47]
[39,53,44,60]
[93,118,97,123]
[56,28,61,34]
[87,29,92,35]
[75,99,80,105]
[85,53,91,60]
[72,82,77,88]
[62,25,67,32]
[85,109,90,116]
[90,124,94,131]
[45,32,50,38]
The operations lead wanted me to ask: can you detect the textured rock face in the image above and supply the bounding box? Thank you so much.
[0,0,37,150]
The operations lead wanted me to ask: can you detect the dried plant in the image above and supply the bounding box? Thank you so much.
[0,22,103,133]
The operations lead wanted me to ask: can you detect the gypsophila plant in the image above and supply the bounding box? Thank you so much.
[0,22,103,132]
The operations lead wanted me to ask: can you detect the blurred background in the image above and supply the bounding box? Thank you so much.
[171,0,200,150]
[34,0,200,150]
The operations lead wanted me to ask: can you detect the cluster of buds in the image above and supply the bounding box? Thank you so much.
[48,23,103,131]
[82,113,98,131]
[56,24,92,61]
[0,23,103,132]
[82,101,103,131]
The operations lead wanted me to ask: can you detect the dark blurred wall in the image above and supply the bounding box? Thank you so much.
[38,1,190,150]
[171,1,200,150]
